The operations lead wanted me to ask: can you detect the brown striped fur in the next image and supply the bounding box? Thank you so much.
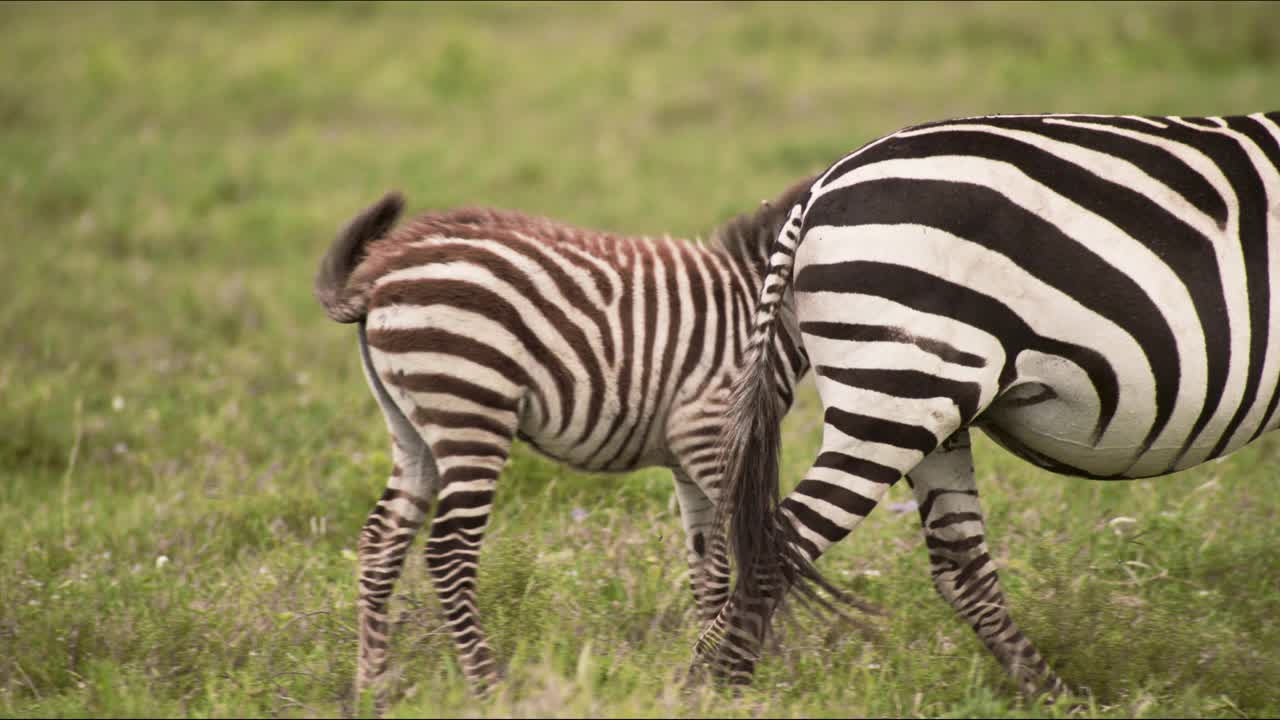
[316,181,815,707]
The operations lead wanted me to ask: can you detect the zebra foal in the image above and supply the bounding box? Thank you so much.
[314,181,812,701]
[706,112,1280,697]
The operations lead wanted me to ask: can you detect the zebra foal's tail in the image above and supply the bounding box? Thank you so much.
[315,191,406,323]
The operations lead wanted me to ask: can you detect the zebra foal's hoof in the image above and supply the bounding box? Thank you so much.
[346,686,389,719]
[1042,682,1091,714]
[681,658,712,691]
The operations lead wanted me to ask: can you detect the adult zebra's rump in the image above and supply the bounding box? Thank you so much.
[315,180,814,704]
[706,112,1280,697]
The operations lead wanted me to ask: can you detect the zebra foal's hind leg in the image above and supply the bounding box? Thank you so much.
[360,324,520,700]
[355,432,438,709]
[354,343,442,710]
[907,429,1066,699]
[411,405,517,696]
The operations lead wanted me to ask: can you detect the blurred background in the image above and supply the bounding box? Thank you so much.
[3,2,1279,717]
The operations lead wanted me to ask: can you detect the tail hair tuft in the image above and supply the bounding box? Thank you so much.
[315,191,406,323]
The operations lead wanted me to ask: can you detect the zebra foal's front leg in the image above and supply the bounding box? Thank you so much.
[670,468,737,690]
[671,468,732,624]
[907,429,1067,699]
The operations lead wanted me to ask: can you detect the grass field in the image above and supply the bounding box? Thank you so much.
[3,1,1280,717]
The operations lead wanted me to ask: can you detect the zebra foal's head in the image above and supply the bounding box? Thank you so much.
[710,175,817,272]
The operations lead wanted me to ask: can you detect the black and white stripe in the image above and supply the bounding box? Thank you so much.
[705,112,1280,697]
[315,181,812,702]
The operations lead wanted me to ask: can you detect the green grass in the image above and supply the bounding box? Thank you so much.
[3,1,1279,717]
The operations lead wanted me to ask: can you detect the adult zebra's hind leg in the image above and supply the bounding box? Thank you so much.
[908,429,1066,699]
[706,420,919,685]
[707,322,995,685]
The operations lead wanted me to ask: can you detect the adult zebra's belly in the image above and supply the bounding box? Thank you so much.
[974,348,1265,480]
[976,410,1143,480]
[972,345,1136,474]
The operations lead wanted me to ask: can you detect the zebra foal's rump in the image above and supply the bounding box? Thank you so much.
[706,112,1280,697]
[315,179,815,706]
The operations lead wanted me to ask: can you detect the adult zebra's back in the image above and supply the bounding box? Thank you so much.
[314,181,813,704]
[707,112,1280,697]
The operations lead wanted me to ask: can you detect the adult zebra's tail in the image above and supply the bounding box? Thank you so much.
[716,199,812,603]
[315,191,406,323]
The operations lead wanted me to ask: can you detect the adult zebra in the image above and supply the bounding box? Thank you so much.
[705,112,1280,697]
[314,180,813,702]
